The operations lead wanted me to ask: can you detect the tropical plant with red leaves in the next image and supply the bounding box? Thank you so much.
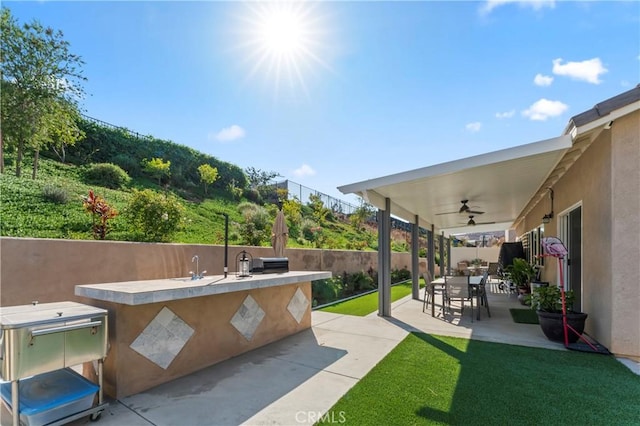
[82,190,118,240]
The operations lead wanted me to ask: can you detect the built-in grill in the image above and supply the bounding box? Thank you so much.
[0,301,108,426]
[251,257,289,274]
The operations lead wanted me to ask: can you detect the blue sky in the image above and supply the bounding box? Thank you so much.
[6,1,639,204]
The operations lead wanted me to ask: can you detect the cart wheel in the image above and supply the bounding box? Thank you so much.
[90,411,103,422]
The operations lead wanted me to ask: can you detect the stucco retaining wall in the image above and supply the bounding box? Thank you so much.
[0,237,423,307]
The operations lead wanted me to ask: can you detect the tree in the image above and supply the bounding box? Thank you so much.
[0,7,86,177]
[142,157,171,186]
[197,163,219,195]
[43,98,84,164]
[245,167,281,188]
[350,202,375,230]
[308,193,331,224]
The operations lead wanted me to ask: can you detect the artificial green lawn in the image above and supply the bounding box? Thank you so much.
[318,281,420,316]
[319,332,640,425]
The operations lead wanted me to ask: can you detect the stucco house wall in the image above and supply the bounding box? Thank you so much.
[516,109,639,359]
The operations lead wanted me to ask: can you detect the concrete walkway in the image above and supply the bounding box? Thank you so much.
[2,285,637,426]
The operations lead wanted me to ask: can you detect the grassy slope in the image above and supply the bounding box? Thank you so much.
[0,156,376,248]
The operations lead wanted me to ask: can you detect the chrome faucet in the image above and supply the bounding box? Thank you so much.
[190,255,206,280]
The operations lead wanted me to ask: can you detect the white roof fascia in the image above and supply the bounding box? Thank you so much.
[337,135,572,196]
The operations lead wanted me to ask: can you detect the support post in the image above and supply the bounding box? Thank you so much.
[223,213,229,278]
[439,232,445,278]
[377,198,392,317]
[447,236,452,275]
[411,215,420,300]
[428,225,435,284]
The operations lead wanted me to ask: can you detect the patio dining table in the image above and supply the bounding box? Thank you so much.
[429,276,484,318]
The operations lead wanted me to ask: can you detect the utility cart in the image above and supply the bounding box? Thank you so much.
[0,301,109,426]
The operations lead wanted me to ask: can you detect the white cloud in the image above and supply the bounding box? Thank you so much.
[552,58,608,84]
[211,125,246,142]
[480,0,555,15]
[465,122,482,132]
[522,98,568,121]
[534,73,554,87]
[292,164,316,178]
[495,110,515,119]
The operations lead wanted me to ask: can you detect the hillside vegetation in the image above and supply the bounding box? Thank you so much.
[1,118,390,251]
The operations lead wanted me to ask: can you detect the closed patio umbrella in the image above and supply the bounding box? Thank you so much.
[271,208,289,257]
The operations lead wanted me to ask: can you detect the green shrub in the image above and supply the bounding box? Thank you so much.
[112,154,141,177]
[124,189,184,242]
[243,188,261,204]
[391,267,411,283]
[84,163,131,189]
[312,277,342,306]
[341,270,375,296]
[237,201,270,246]
[42,185,70,204]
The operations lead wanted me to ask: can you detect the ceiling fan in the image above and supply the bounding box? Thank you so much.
[465,215,495,226]
[436,200,485,215]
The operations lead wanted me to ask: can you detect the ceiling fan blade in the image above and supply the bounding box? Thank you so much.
[463,215,494,226]
[467,209,485,215]
[435,211,459,216]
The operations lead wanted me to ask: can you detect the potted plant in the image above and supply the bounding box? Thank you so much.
[504,258,537,303]
[527,285,588,343]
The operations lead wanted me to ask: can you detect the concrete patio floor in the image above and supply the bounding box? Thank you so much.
[2,283,637,426]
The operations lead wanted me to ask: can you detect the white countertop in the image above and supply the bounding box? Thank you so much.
[75,271,331,306]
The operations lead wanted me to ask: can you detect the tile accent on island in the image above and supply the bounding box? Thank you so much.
[129,306,194,369]
[287,287,310,324]
[230,295,265,341]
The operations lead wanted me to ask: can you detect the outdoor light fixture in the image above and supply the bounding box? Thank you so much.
[542,188,554,224]
[236,250,253,278]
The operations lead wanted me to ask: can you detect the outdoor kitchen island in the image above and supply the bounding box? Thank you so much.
[75,270,330,398]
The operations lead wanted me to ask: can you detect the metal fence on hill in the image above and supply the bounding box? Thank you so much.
[81,114,156,142]
[275,180,413,231]
[275,180,360,216]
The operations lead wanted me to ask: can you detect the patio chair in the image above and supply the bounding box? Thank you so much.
[487,262,501,285]
[421,271,433,313]
[469,271,491,320]
[444,275,473,321]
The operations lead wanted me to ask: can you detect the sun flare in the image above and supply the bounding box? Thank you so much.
[236,2,331,100]
[259,9,304,55]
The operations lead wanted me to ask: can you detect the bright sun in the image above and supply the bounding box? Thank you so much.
[237,2,331,100]
[259,9,304,55]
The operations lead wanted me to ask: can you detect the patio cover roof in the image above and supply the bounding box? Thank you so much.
[337,135,573,236]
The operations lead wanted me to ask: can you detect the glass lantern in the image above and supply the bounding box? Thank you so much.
[236,250,253,278]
